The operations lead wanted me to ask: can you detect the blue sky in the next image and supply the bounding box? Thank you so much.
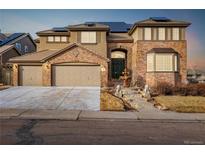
[0,9,205,70]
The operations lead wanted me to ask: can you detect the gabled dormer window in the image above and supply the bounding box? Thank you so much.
[81,31,96,44]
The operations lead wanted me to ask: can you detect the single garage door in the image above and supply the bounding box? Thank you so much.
[19,66,42,86]
[52,64,100,86]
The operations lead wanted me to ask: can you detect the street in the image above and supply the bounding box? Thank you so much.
[0,119,205,145]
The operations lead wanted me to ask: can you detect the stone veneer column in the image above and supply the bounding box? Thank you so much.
[42,63,51,86]
[13,64,18,86]
[101,64,108,87]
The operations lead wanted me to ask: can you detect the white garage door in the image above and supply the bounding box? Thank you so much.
[19,66,42,86]
[52,65,100,86]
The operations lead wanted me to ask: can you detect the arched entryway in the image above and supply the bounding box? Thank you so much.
[111,49,127,79]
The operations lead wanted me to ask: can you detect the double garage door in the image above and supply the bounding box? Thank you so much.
[19,65,100,86]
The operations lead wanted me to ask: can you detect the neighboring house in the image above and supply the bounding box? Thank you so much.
[9,17,191,87]
[0,33,36,55]
[187,69,205,83]
[0,33,36,85]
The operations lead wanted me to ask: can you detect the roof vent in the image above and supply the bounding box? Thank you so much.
[150,17,170,22]
[52,27,67,32]
[85,22,95,27]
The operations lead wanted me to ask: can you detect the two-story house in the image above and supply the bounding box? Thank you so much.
[0,33,36,85]
[9,17,191,87]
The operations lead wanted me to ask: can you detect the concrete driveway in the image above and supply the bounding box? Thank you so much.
[0,86,100,111]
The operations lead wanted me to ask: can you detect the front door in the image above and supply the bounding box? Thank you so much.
[111,58,125,79]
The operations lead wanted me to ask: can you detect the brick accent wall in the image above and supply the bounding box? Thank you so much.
[12,64,18,86]
[146,72,178,87]
[45,46,108,87]
[134,41,187,86]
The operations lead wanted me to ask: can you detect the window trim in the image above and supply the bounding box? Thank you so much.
[172,28,180,40]
[81,31,97,44]
[47,36,68,43]
[47,36,54,42]
[146,53,179,73]
[158,28,166,40]
[144,28,152,40]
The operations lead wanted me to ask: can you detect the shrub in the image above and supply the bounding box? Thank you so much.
[153,83,205,96]
[154,82,174,95]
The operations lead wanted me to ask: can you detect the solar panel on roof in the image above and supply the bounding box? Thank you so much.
[84,22,132,32]
[52,27,68,32]
[150,17,170,22]
[0,33,24,46]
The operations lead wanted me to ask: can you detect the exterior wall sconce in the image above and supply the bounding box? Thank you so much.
[46,62,50,69]
[101,66,105,72]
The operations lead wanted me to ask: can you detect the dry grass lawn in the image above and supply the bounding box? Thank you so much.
[100,91,125,111]
[155,96,205,113]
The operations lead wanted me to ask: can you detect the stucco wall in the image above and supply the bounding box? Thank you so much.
[69,31,107,58]
[38,36,70,51]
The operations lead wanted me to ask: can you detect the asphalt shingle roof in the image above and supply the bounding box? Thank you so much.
[0,33,25,46]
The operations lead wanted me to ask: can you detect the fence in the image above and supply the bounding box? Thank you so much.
[0,65,13,85]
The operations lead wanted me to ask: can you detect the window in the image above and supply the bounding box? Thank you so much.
[24,45,28,52]
[158,28,165,40]
[54,36,60,42]
[147,53,154,72]
[15,43,21,51]
[147,53,178,72]
[172,28,179,40]
[61,36,67,42]
[156,54,173,71]
[144,28,152,40]
[48,36,54,42]
[81,32,96,43]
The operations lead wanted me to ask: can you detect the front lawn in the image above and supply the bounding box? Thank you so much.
[154,96,205,113]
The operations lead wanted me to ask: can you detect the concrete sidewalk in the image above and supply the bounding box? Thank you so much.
[1,109,205,121]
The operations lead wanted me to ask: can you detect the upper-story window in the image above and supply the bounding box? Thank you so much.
[24,45,28,52]
[15,43,21,51]
[144,28,152,40]
[158,28,166,40]
[140,27,183,41]
[48,36,54,42]
[61,36,67,42]
[81,31,97,44]
[54,36,61,42]
[47,36,68,43]
[172,28,180,40]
